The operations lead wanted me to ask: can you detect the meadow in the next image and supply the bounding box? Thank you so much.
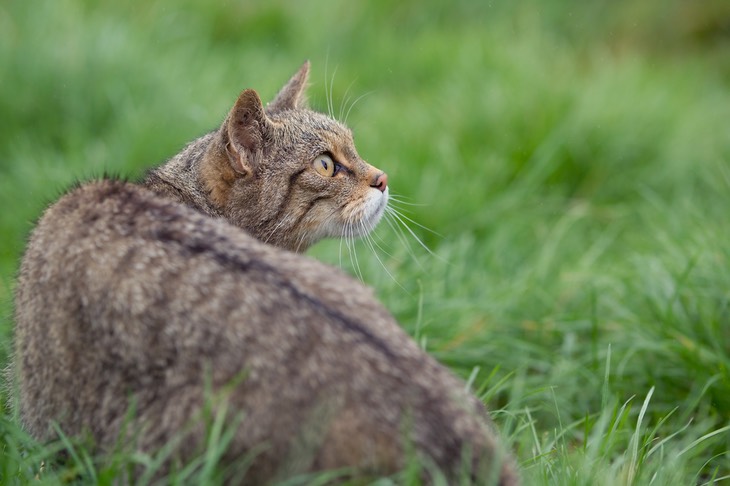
[1,0,729,483]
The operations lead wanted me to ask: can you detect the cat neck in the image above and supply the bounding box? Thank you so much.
[141,132,309,252]
[142,132,223,219]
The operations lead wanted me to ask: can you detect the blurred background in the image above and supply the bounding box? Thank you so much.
[1,0,729,483]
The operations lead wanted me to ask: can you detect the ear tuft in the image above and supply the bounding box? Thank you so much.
[225,89,270,175]
[266,61,310,113]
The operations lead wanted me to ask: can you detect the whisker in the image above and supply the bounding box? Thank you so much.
[338,77,358,122]
[263,218,288,244]
[371,224,392,248]
[388,196,430,207]
[382,211,424,268]
[361,223,407,292]
[344,91,374,125]
[328,66,339,120]
[387,191,417,201]
[294,226,310,253]
[387,206,443,237]
[363,218,402,262]
[368,228,399,261]
[382,209,412,248]
[338,230,345,269]
[324,53,331,118]
[385,207,445,262]
[343,219,358,280]
[350,222,364,281]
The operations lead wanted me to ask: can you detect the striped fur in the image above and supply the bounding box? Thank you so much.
[145,63,389,252]
[11,63,519,484]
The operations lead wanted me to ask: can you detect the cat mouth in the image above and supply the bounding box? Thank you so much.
[345,187,388,238]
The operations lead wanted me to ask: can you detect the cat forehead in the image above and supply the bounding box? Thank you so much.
[269,109,352,138]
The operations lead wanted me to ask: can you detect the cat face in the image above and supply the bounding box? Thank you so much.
[263,109,388,246]
[208,62,388,252]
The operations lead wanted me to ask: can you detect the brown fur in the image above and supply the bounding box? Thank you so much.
[144,62,388,253]
[11,63,519,484]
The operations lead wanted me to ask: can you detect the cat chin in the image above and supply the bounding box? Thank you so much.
[343,187,389,238]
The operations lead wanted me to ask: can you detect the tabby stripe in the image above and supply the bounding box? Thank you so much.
[291,195,330,231]
[152,224,397,361]
[261,167,307,226]
[110,181,397,360]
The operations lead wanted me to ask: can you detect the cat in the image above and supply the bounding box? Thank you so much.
[11,62,519,484]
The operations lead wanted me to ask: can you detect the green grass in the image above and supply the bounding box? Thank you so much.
[2,0,729,483]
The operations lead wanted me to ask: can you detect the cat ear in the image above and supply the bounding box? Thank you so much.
[224,89,272,176]
[266,61,310,113]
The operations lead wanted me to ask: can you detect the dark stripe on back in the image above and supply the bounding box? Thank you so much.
[90,180,397,360]
[104,182,397,361]
[154,223,397,360]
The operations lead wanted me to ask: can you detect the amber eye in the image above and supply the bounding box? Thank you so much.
[313,153,338,177]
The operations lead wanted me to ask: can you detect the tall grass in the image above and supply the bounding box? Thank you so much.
[1,0,729,483]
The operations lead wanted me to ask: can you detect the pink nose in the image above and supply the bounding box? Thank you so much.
[371,172,388,192]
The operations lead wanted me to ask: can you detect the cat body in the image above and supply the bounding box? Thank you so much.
[12,63,518,484]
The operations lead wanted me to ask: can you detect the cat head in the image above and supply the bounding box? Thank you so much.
[202,62,388,253]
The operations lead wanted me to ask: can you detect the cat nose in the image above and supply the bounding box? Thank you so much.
[371,172,388,192]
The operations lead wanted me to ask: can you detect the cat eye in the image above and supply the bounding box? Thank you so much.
[313,154,341,177]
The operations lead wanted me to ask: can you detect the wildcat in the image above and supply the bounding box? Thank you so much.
[12,62,518,484]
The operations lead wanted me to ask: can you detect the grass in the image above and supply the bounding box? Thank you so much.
[2,0,729,483]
